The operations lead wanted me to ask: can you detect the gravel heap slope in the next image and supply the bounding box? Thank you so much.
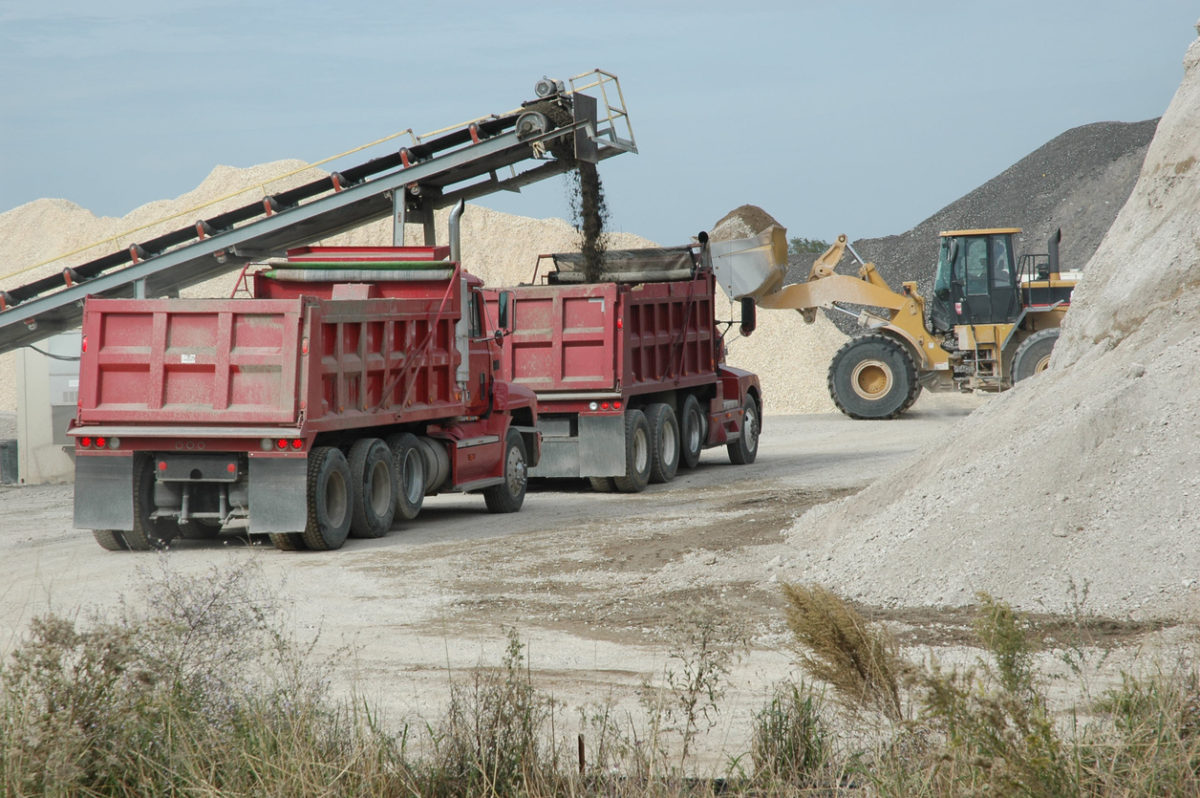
[780,28,1200,620]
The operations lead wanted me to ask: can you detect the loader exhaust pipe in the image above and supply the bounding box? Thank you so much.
[1047,228,1061,278]
[449,199,465,263]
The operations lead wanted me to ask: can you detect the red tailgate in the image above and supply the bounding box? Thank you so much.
[78,298,304,425]
[495,283,619,391]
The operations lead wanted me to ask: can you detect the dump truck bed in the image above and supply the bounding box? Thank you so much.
[486,271,720,400]
[77,289,465,432]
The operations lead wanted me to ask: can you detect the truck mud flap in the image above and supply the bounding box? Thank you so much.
[74,453,134,530]
[531,413,624,478]
[248,456,309,533]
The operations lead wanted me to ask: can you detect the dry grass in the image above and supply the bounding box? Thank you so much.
[4,563,1200,797]
[782,582,905,722]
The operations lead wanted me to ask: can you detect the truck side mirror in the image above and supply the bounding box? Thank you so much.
[739,296,756,336]
[497,291,511,330]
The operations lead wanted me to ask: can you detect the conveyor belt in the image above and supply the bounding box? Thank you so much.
[0,70,636,354]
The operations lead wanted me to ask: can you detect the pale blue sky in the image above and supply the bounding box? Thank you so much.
[1,2,1195,246]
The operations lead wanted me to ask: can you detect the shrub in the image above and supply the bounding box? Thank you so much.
[750,680,830,789]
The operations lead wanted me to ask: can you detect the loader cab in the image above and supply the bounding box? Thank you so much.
[930,228,1022,331]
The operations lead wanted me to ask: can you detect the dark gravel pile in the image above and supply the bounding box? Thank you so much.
[786,119,1159,332]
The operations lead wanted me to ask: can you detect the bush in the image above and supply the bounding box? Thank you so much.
[0,559,409,796]
[750,680,830,789]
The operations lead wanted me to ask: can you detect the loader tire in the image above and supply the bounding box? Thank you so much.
[301,447,352,551]
[679,394,705,470]
[645,403,680,484]
[125,455,178,551]
[612,409,651,493]
[727,395,760,465]
[484,428,528,513]
[828,334,917,420]
[1012,328,1059,383]
[348,437,394,539]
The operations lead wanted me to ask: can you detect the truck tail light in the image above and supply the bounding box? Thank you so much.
[81,336,88,353]
[276,439,288,450]
[613,401,622,410]
[600,402,610,410]
[291,439,304,450]
[78,436,120,450]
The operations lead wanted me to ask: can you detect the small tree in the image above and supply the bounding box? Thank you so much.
[789,236,832,256]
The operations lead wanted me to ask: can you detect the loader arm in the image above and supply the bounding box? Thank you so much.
[710,228,946,371]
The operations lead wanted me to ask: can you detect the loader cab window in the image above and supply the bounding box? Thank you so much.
[965,237,989,296]
[990,236,1013,289]
[933,232,1022,327]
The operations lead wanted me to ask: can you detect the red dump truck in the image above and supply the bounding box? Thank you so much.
[483,237,762,492]
[71,207,538,552]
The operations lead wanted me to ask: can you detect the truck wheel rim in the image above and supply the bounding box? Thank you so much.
[661,420,678,465]
[633,428,649,473]
[399,449,423,505]
[326,470,349,527]
[685,410,702,452]
[368,460,390,516]
[744,404,759,451]
[505,445,526,494]
[851,359,892,400]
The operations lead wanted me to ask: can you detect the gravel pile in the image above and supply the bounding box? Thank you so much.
[780,26,1200,620]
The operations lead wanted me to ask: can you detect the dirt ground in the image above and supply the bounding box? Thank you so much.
[0,395,1192,767]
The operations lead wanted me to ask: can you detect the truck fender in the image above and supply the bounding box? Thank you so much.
[491,381,540,468]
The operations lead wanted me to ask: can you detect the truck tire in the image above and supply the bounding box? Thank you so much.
[92,529,128,551]
[679,394,705,470]
[613,409,651,493]
[348,438,395,539]
[484,428,528,513]
[727,395,760,465]
[827,334,917,420]
[387,433,426,522]
[588,477,617,492]
[645,403,680,483]
[1012,328,1059,383]
[301,447,352,551]
[125,455,178,551]
[269,532,307,551]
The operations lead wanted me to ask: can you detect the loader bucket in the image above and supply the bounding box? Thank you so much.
[709,225,789,302]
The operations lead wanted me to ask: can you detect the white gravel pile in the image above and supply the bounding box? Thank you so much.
[780,24,1200,620]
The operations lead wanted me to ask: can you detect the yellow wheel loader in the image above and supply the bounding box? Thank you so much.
[710,226,1076,419]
